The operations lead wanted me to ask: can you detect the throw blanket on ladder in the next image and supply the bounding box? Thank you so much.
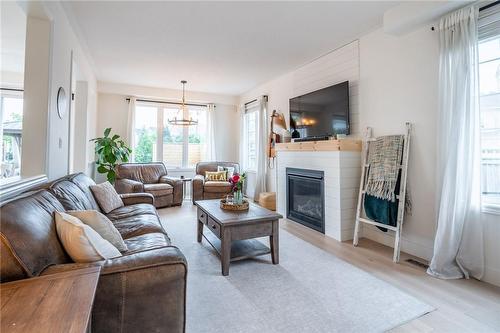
[365,135,404,202]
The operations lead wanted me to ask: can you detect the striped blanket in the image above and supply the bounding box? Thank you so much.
[365,135,404,202]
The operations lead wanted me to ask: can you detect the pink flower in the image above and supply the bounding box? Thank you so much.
[232,174,240,183]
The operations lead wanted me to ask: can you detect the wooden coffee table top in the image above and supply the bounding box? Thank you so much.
[196,199,282,226]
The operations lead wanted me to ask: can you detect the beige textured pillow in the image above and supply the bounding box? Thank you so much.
[55,211,121,263]
[205,171,227,181]
[90,181,124,213]
[67,210,128,252]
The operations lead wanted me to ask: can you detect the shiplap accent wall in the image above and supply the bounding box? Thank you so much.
[290,40,360,136]
[239,40,361,194]
[276,151,361,241]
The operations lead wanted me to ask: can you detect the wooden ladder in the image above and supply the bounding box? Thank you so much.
[353,122,412,263]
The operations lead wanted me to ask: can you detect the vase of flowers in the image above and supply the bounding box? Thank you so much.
[229,172,246,205]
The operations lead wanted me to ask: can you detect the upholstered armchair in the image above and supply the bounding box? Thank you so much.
[192,162,240,204]
[115,162,183,208]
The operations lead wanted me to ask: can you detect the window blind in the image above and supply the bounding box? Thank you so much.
[479,2,500,41]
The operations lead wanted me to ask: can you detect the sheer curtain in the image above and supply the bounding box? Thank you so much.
[254,96,268,201]
[206,103,217,161]
[427,5,484,280]
[126,97,136,161]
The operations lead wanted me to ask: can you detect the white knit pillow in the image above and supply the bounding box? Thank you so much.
[55,211,121,262]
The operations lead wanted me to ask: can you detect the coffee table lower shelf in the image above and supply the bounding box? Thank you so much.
[202,232,271,262]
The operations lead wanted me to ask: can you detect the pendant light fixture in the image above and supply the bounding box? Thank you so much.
[168,80,198,126]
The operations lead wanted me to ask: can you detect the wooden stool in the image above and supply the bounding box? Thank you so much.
[258,192,276,211]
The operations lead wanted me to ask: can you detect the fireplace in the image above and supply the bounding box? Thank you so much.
[286,168,325,233]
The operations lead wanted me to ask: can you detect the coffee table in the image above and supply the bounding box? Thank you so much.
[195,199,283,276]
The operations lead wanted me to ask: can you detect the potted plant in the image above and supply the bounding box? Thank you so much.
[229,172,246,204]
[90,128,132,183]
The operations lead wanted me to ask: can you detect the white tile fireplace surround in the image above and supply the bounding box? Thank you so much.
[276,141,361,241]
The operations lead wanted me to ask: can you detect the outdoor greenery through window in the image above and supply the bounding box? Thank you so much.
[1,92,23,180]
[133,102,208,169]
[479,4,500,211]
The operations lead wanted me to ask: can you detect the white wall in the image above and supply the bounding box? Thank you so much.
[41,2,97,180]
[359,25,438,261]
[96,82,239,172]
[238,25,500,287]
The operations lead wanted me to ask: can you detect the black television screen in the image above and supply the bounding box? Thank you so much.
[289,81,350,138]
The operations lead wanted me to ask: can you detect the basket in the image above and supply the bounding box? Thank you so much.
[220,199,249,211]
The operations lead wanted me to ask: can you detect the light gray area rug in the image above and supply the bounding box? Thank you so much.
[162,210,434,333]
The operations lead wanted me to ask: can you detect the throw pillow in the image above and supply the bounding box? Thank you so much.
[67,210,128,252]
[55,211,121,262]
[205,171,227,181]
[217,166,235,179]
[90,181,124,214]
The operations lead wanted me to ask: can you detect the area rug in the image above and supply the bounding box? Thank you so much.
[161,206,434,333]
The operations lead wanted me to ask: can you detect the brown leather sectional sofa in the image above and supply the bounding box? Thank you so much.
[0,173,187,333]
[115,162,184,208]
[192,161,240,203]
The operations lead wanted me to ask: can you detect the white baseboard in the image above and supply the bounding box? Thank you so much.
[483,266,500,287]
[362,225,433,261]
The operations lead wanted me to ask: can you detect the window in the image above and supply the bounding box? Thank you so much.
[243,103,258,172]
[133,102,209,169]
[1,91,23,180]
[479,4,500,212]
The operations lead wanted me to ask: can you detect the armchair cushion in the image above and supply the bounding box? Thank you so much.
[204,181,233,193]
[144,183,173,196]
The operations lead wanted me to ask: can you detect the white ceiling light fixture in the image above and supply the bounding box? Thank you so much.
[168,80,198,126]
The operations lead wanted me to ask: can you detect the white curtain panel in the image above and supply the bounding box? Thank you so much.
[427,5,484,280]
[254,96,268,201]
[126,97,136,161]
[206,103,217,161]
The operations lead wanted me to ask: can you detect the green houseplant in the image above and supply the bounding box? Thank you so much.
[91,128,132,183]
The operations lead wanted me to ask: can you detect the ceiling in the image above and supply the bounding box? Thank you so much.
[65,1,400,96]
[1,2,26,74]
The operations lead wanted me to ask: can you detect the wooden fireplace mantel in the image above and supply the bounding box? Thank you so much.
[275,139,361,152]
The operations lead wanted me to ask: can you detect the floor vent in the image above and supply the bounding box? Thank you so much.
[405,258,429,269]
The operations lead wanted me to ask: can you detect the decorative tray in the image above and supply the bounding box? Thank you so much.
[220,199,249,211]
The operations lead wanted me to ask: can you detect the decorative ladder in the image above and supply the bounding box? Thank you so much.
[353,122,412,263]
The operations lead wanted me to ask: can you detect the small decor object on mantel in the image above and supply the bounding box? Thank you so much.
[228,172,246,205]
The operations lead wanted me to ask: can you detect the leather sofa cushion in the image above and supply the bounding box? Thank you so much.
[116,163,167,184]
[204,181,233,193]
[144,183,173,196]
[0,190,71,279]
[106,203,157,220]
[49,179,97,211]
[67,173,101,211]
[124,233,171,253]
[110,214,165,239]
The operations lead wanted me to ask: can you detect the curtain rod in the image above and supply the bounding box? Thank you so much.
[480,0,499,11]
[244,95,268,106]
[126,97,208,108]
[1,88,23,92]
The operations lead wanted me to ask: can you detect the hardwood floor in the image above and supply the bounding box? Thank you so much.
[161,203,500,332]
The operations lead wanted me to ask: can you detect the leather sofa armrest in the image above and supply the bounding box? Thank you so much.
[159,176,183,205]
[192,174,205,204]
[41,247,187,333]
[120,193,154,206]
[115,178,144,194]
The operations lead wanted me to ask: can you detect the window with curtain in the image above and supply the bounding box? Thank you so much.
[133,102,209,169]
[1,91,23,180]
[243,103,258,172]
[479,3,500,212]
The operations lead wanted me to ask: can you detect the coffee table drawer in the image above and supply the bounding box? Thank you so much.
[207,217,221,238]
[198,208,208,225]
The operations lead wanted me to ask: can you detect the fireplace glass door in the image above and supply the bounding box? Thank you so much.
[286,168,325,233]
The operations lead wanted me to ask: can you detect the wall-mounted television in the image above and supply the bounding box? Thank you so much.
[289,81,350,140]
